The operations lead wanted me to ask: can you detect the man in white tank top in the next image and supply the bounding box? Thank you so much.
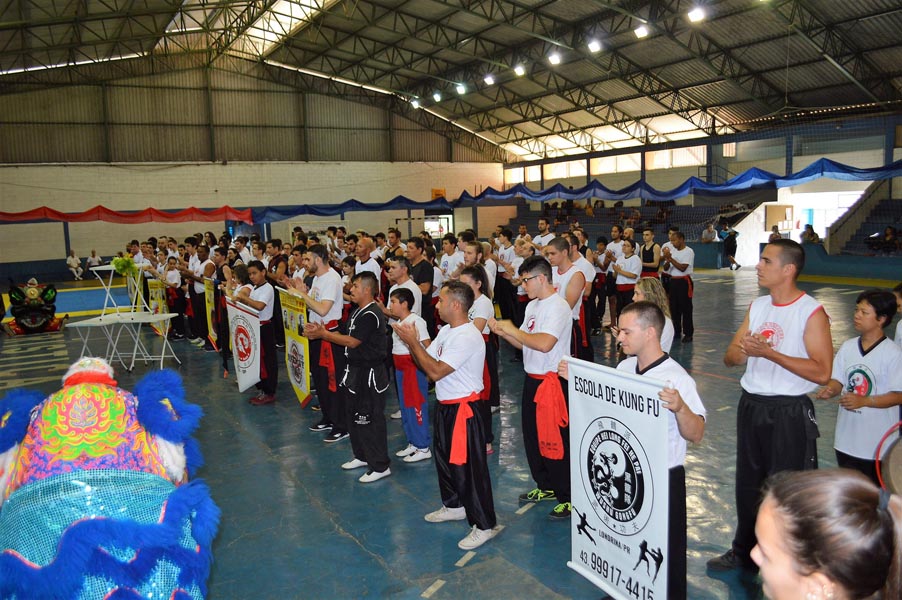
[708,239,832,574]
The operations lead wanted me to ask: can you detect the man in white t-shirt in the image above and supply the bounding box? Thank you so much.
[532,218,555,248]
[380,256,421,317]
[709,239,832,574]
[439,234,464,282]
[661,231,695,342]
[354,237,382,282]
[546,237,589,362]
[490,255,573,519]
[395,281,498,551]
[239,260,278,405]
[494,228,517,321]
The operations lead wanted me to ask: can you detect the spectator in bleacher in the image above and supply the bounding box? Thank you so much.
[66,249,84,280]
[533,218,555,248]
[800,224,821,245]
[700,224,718,244]
[516,224,531,243]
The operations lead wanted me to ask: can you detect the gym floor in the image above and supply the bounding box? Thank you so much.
[0,267,883,599]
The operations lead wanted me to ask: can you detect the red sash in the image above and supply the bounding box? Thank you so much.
[528,372,569,460]
[616,284,635,292]
[672,275,693,298]
[480,333,492,401]
[593,274,605,289]
[318,319,339,392]
[442,392,480,465]
[392,354,425,417]
[517,294,529,303]
[577,304,588,348]
[640,271,659,278]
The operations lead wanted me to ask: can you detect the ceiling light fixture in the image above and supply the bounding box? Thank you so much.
[514,64,526,76]
[456,83,466,95]
[587,39,602,53]
[688,7,706,22]
[433,91,442,102]
[484,74,495,85]
[634,25,649,38]
[548,52,561,65]
[410,99,420,109]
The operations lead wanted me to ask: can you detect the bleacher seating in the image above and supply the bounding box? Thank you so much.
[841,198,902,256]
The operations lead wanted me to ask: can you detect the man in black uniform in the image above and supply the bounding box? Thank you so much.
[305,271,392,483]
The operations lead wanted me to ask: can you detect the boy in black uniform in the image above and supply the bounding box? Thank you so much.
[305,271,392,483]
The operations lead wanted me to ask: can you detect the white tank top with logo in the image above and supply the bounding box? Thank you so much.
[740,293,825,396]
[552,264,584,319]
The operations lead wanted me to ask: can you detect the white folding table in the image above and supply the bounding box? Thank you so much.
[68,312,181,371]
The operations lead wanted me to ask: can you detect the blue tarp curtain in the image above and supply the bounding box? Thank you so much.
[250,158,902,224]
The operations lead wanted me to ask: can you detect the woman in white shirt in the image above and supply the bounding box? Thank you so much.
[460,264,498,454]
[612,238,641,324]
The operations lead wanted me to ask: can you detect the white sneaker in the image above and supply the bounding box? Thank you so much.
[359,468,391,483]
[403,448,432,463]
[395,443,416,457]
[458,525,499,550]
[341,458,368,470]
[390,410,402,419]
[424,505,466,523]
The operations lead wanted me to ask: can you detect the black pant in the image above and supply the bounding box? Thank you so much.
[189,291,208,340]
[732,391,818,563]
[310,336,347,433]
[494,276,516,322]
[255,322,278,395]
[571,316,593,362]
[589,279,603,329]
[835,450,880,487]
[217,301,231,370]
[434,400,497,530]
[668,466,687,600]
[521,375,570,502]
[166,290,187,337]
[344,366,390,472]
[668,277,694,338]
[616,288,633,320]
[272,291,285,346]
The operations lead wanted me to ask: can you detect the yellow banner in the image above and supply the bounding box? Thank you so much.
[278,288,311,407]
[205,278,218,349]
[147,279,169,337]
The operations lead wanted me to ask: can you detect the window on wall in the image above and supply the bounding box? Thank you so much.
[504,168,524,186]
[543,159,588,182]
[645,146,706,170]
[589,152,641,175]
[525,165,542,183]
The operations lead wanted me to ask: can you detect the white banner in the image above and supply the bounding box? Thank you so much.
[226,297,261,393]
[567,357,669,600]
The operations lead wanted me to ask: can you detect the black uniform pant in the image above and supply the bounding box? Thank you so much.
[344,367,390,472]
[571,316,593,362]
[310,336,347,433]
[434,401,497,530]
[189,291,208,340]
[521,375,570,502]
[835,450,880,487]
[255,322,278,395]
[615,287,634,320]
[732,391,818,563]
[668,277,694,338]
[272,291,285,346]
[494,276,516,322]
[589,278,604,329]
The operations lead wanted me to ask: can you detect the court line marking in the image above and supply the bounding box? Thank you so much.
[421,579,445,598]
[515,502,535,515]
[455,551,476,567]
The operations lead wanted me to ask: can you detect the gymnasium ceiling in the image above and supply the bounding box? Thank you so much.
[1,0,901,162]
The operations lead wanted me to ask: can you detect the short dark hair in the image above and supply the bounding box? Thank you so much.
[500,228,513,240]
[308,244,329,263]
[351,271,379,296]
[596,235,608,245]
[547,236,570,253]
[345,233,359,244]
[770,238,805,277]
[184,236,198,246]
[458,231,476,244]
[856,289,897,328]
[267,238,282,248]
[327,226,337,234]
[611,225,623,235]
[213,246,228,258]
[519,255,552,280]
[387,255,410,272]
[441,280,475,312]
[620,301,665,340]
[442,233,457,245]
[673,231,685,241]
[247,260,265,272]
[389,287,415,311]
[406,237,425,251]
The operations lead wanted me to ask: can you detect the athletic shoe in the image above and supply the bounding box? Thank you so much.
[359,468,391,483]
[403,448,432,463]
[424,505,466,523]
[341,458,368,470]
[682,335,693,342]
[549,502,572,519]
[324,431,349,443]
[458,525,499,550]
[390,410,402,420]
[248,390,264,403]
[308,421,331,432]
[395,443,416,457]
[250,394,276,406]
[518,488,556,503]
[706,549,755,572]
[203,343,216,352]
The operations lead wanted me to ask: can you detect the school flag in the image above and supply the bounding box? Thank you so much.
[147,279,169,337]
[204,278,218,350]
[277,288,311,407]
[566,357,670,600]
[226,297,261,392]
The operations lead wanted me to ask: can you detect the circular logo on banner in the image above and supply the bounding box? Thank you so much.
[233,315,256,370]
[846,365,875,397]
[288,340,305,387]
[581,416,653,535]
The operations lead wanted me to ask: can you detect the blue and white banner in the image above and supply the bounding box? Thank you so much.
[567,357,669,600]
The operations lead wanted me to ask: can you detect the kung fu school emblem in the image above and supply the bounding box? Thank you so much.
[580,416,654,535]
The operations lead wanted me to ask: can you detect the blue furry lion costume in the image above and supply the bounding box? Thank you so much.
[0,358,219,599]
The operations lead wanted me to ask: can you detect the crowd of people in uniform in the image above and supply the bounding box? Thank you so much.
[115,218,901,600]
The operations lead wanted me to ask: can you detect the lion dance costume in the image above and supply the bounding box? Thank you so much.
[0,358,219,599]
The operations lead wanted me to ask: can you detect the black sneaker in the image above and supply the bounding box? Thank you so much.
[518,488,556,503]
[549,502,572,519]
[324,431,349,443]
[706,549,753,572]
[308,421,331,432]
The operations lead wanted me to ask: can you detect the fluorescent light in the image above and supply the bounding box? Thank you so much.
[433,91,442,102]
[634,25,649,38]
[484,74,495,85]
[514,64,526,76]
[587,39,602,53]
[548,52,561,65]
[688,7,706,22]
[411,99,420,109]
[455,83,466,95]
